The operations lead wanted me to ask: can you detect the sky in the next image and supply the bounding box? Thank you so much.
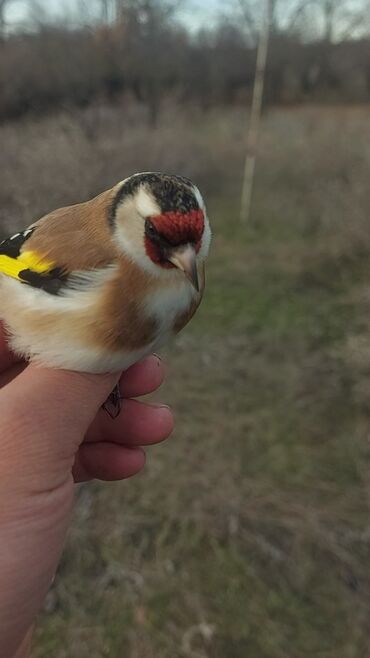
[5,0,369,39]
[179,0,221,29]
[5,0,223,31]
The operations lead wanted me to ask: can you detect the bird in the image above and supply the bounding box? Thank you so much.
[0,172,211,416]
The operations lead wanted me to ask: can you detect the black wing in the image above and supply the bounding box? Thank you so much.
[0,227,69,295]
[0,227,36,257]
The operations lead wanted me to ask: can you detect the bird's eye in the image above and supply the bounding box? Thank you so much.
[145,220,158,239]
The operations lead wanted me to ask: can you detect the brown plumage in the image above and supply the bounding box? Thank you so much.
[27,186,120,271]
[0,172,211,374]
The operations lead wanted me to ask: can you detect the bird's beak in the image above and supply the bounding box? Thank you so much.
[168,244,199,292]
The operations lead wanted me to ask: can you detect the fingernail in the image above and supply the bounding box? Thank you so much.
[153,353,162,365]
[152,403,171,411]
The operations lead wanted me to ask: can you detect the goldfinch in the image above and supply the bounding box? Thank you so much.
[0,172,211,378]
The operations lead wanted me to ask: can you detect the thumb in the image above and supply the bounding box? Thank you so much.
[0,366,120,468]
[7,365,120,428]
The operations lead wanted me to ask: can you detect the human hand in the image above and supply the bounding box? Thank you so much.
[0,326,174,657]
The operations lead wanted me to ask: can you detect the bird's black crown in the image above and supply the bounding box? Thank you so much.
[110,172,199,225]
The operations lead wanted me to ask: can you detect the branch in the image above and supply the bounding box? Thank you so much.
[338,3,370,40]
[287,0,318,30]
[236,0,258,41]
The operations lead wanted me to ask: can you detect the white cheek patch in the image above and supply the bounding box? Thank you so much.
[190,184,211,262]
[135,187,161,218]
[198,215,212,262]
[192,184,206,212]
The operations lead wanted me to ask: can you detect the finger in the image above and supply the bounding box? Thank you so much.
[72,443,146,482]
[0,354,164,406]
[87,399,174,446]
[119,355,165,399]
[0,322,20,373]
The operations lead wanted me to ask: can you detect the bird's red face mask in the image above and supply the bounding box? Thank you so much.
[144,209,205,290]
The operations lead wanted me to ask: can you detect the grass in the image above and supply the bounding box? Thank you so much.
[0,102,369,657]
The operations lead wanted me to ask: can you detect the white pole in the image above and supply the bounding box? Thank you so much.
[240,0,272,224]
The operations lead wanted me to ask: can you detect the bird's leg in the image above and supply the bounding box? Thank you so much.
[102,384,122,419]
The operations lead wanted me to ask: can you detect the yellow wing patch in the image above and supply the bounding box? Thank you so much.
[0,250,55,281]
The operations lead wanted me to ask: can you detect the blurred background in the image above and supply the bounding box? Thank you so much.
[1,0,370,656]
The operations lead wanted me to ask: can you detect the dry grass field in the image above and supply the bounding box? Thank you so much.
[1,103,370,657]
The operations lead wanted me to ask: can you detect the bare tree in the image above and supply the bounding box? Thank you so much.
[114,0,181,124]
[234,0,258,42]
[0,0,29,38]
[299,0,370,41]
[319,0,370,41]
[115,0,179,24]
[0,0,6,36]
[0,0,15,37]
[322,0,335,41]
[232,0,370,42]
[233,0,309,39]
[27,0,51,29]
[99,0,110,23]
[88,0,117,24]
